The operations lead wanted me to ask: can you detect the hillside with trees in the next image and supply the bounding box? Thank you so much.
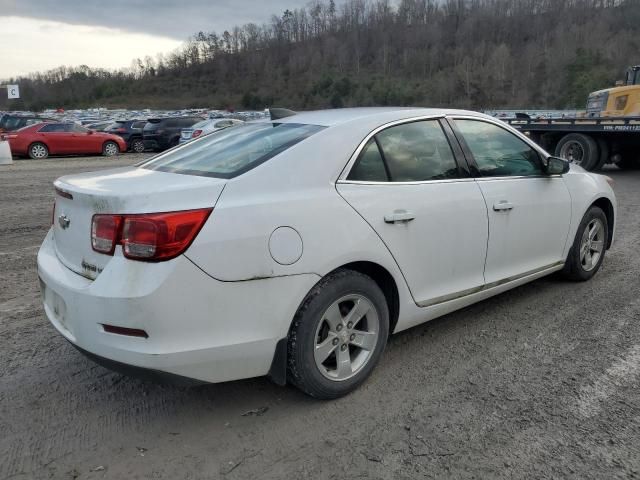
[1,0,638,112]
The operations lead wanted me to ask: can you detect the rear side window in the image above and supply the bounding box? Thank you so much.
[144,120,162,130]
[132,121,146,129]
[40,123,69,133]
[141,122,325,179]
[347,139,389,182]
[348,120,459,182]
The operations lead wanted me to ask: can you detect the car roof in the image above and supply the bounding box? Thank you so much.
[274,107,486,127]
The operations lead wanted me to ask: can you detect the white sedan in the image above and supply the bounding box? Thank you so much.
[179,118,244,144]
[38,108,616,399]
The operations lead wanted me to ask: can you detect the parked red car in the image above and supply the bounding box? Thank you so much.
[5,122,127,159]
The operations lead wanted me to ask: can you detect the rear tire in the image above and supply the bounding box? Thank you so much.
[561,206,608,281]
[102,141,119,157]
[28,142,49,160]
[555,133,599,171]
[287,269,389,399]
[594,138,610,171]
[130,138,145,153]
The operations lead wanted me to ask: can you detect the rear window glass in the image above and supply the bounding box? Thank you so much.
[140,122,325,179]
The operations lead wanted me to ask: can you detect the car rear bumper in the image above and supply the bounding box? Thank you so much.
[37,228,320,383]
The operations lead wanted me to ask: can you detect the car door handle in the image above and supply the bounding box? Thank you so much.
[384,210,416,224]
[493,201,514,212]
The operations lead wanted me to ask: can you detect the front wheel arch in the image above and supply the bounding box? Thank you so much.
[591,197,615,249]
[102,140,120,156]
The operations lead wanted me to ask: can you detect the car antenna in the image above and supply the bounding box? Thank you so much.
[270,108,297,121]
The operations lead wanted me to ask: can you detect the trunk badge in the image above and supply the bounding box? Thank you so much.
[58,214,70,230]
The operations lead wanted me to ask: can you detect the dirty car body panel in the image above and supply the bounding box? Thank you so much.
[38,108,616,390]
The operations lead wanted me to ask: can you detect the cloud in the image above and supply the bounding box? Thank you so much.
[0,0,312,40]
[0,16,183,79]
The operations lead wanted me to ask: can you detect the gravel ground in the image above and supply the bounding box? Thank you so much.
[1,155,639,480]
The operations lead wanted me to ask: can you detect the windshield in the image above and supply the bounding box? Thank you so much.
[140,122,325,179]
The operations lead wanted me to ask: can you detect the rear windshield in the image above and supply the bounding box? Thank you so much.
[140,122,325,179]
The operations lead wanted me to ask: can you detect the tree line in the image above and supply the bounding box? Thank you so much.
[1,0,638,112]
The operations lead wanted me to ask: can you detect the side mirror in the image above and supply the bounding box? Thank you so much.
[88,130,95,135]
[545,156,570,175]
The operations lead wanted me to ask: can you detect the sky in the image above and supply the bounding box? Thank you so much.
[0,0,311,79]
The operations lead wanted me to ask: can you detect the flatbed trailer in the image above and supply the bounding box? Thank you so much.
[505,116,640,171]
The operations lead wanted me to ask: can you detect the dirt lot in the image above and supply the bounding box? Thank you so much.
[1,155,639,480]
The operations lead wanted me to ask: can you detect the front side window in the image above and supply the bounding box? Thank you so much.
[73,124,89,133]
[141,122,325,179]
[455,120,542,177]
[348,120,459,182]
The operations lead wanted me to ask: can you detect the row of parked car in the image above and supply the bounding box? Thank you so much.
[0,114,246,159]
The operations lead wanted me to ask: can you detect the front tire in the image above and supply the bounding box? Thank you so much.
[102,141,120,157]
[28,142,49,160]
[287,269,389,399]
[562,206,608,281]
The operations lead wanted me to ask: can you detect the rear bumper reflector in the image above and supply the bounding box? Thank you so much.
[101,324,149,338]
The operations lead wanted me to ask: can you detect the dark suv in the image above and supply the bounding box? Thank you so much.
[105,120,147,153]
[143,117,202,151]
[0,114,55,133]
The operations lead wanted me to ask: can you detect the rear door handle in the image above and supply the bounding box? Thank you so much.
[493,201,514,212]
[384,210,416,224]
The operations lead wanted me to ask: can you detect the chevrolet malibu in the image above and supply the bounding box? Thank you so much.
[38,108,616,399]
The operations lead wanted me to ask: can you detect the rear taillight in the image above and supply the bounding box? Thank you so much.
[91,215,122,255]
[192,130,203,138]
[115,128,127,133]
[91,209,211,262]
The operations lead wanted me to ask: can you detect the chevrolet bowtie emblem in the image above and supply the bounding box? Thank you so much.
[58,214,70,230]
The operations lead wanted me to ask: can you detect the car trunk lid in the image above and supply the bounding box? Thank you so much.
[53,166,226,279]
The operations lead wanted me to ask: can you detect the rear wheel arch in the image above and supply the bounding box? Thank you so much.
[28,141,49,159]
[269,261,400,388]
[336,261,400,335]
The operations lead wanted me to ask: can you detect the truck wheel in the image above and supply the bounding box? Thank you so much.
[593,138,610,171]
[555,134,599,171]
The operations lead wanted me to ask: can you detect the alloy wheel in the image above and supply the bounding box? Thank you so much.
[30,144,47,159]
[104,143,118,156]
[314,294,379,381]
[580,218,605,271]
